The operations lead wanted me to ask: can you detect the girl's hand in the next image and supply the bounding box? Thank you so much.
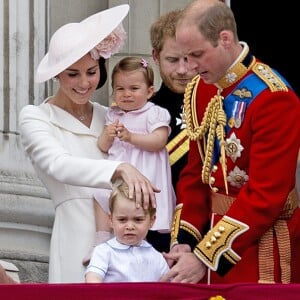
[115,124,131,143]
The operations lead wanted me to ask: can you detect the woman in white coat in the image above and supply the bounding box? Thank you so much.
[18,4,158,283]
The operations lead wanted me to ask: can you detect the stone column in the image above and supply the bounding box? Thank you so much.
[0,0,54,282]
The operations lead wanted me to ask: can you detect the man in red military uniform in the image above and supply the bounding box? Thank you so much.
[161,0,300,284]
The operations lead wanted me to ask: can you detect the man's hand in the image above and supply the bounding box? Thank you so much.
[160,251,206,283]
[163,244,191,267]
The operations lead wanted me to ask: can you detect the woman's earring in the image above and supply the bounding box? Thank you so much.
[52,76,58,82]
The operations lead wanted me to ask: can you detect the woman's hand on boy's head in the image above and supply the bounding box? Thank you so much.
[112,163,160,210]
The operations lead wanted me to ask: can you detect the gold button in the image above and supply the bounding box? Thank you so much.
[205,241,212,249]
[209,177,215,184]
[219,226,225,232]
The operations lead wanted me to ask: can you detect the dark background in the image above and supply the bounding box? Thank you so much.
[231,1,299,96]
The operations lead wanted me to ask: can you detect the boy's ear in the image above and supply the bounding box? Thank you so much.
[149,214,156,228]
[109,214,113,227]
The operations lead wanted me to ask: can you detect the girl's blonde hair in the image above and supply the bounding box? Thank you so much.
[111,56,154,88]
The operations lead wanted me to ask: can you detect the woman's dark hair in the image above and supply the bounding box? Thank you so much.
[96,57,107,89]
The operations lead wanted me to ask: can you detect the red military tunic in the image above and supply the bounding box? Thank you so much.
[171,42,300,283]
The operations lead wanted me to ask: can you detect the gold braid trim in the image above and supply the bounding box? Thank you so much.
[184,75,228,194]
[194,216,249,271]
[180,220,202,242]
[258,220,291,283]
[223,250,240,265]
[170,204,202,248]
[166,129,189,166]
[170,204,183,247]
[274,220,291,283]
[258,227,274,283]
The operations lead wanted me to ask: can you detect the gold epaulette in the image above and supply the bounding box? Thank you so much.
[252,63,288,92]
[194,216,249,271]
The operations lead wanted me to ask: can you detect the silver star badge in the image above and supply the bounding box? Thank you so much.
[226,133,244,162]
[227,166,249,188]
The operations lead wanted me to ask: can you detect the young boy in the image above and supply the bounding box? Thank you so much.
[85,183,170,283]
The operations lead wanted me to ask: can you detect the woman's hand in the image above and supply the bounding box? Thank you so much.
[112,162,160,209]
[0,265,18,284]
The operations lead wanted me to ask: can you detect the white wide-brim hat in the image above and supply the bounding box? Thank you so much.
[35,4,129,83]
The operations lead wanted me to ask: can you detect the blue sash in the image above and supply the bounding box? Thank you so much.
[212,70,290,164]
[213,73,267,164]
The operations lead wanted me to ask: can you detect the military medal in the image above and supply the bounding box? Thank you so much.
[229,101,246,128]
[235,117,242,128]
[228,117,235,128]
[226,133,244,162]
[227,166,249,188]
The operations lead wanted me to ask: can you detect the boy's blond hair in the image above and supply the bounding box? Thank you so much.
[109,183,156,217]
